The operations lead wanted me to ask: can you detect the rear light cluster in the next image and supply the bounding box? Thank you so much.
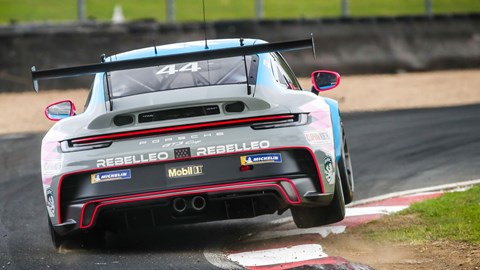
[61,114,306,152]
[60,140,112,153]
[250,113,308,130]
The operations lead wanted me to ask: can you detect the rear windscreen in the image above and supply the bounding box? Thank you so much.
[108,55,258,98]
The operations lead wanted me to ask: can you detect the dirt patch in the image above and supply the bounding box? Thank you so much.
[324,234,480,269]
[1,69,480,135]
[322,218,480,270]
[299,69,480,112]
[0,89,89,134]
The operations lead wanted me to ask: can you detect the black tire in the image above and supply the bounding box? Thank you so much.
[48,217,67,249]
[292,170,346,228]
[48,217,106,249]
[338,123,354,204]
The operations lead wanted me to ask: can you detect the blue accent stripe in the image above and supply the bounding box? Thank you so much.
[324,98,342,162]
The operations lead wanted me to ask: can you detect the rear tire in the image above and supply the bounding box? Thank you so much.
[48,217,67,249]
[338,123,354,204]
[292,170,346,228]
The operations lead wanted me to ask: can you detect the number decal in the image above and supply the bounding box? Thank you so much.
[156,62,201,75]
[156,64,177,75]
[179,62,201,73]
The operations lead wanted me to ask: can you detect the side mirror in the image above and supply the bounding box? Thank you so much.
[44,100,76,121]
[311,70,341,92]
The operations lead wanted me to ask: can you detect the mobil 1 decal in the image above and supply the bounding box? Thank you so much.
[166,164,204,179]
[240,153,282,165]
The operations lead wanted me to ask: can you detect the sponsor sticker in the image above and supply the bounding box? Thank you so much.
[304,131,330,145]
[324,156,334,184]
[97,152,168,168]
[167,165,204,178]
[196,140,270,156]
[240,153,282,165]
[46,188,55,218]
[91,169,131,184]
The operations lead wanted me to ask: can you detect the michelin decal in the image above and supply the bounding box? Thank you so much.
[240,153,282,165]
[91,169,131,184]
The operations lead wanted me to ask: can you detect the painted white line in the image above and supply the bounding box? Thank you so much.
[346,206,409,217]
[227,244,328,267]
[204,249,243,270]
[349,179,480,207]
[405,191,444,197]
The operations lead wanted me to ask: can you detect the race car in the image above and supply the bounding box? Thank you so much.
[32,37,354,248]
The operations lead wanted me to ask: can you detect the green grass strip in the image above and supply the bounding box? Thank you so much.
[1,0,480,24]
[360,185,480,244]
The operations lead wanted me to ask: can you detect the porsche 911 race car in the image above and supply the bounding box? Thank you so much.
[32,38,354,248]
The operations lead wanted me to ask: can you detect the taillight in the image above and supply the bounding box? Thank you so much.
[60,140,112,153]
[251,113,309,130]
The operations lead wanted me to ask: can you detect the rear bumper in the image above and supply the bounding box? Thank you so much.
[52,147,332,235]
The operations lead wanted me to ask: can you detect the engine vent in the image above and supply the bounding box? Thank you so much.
[114,115,134,126]
[138,105,220,123]
[225,102,245,113]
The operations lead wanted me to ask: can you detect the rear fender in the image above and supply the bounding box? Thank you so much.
[324,98,341,162]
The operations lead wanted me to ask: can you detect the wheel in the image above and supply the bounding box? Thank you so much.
[292,170,346,228]
[48,216,67,249]
[338,122,354,204]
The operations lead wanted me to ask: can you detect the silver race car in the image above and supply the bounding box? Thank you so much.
[33,38,354,248]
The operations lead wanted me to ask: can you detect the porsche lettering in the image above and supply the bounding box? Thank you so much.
[139,132,224,146]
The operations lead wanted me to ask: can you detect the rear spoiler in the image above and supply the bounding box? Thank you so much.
[31,37,315,92]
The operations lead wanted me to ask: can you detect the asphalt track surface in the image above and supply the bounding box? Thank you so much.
[1,104,479,269]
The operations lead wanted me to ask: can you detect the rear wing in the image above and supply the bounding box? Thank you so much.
[31,37,315,92]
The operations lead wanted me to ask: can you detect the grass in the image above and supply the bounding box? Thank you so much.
[0,0,479,24]
[359,185,480,245]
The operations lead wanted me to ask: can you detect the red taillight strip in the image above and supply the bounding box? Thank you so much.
[79,178,301,229]
[56,146,324,224]
[73,115,295,144]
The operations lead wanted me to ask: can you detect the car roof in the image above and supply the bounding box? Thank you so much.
[109,38,266,62]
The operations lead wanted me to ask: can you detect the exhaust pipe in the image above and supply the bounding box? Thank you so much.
[172,198,187,213]
[191,196,207,211]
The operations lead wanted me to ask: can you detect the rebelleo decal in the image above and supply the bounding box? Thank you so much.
[196,140,270,156]
[97,152,169,168]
